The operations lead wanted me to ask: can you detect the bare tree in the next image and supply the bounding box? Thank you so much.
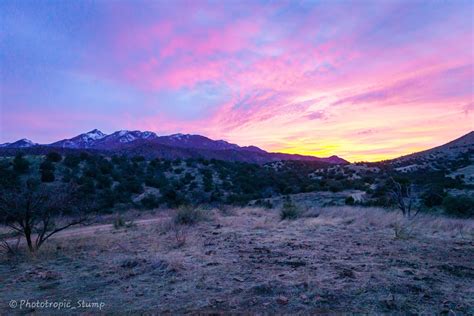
[389,178,419,219]
[0,179,92,253]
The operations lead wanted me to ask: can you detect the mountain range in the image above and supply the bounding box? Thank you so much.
[0,129,348,164]
[2,129,472,164]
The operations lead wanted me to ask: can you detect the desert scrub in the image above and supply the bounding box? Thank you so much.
[173,206,204,225]
[442,195,474,218]
[393,221,414,240]
[141,193,160,209]
[345,196,355,205]
[173,225,187,247]
[113,216,126,229]
[280,199,300,220]
[113,215,135,229]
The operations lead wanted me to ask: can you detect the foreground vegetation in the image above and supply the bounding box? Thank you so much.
[1,206,473,313]
[1,150,472,253]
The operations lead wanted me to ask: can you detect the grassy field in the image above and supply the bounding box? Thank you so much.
[1,206,473,314]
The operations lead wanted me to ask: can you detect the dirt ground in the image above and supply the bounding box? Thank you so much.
[1,206,473,314]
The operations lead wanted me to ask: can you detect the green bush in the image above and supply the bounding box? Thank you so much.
[442,195,474,218]
[141,194,160,209]
[328,180,343,193]
[46,151,62,162]
[40,160,54,171]
[13,153,29,174]
[63,154,81,168]
[280,199,300,220]
[123,177,143,194]
[421,185,446,208]
[345,196,355,205]
[40,159,55,182]
[113,216,126,229]
[255,199,273,209]
[0,161,18,187]
[173,206,203,225]
[160,187,188,208]
[113,216,135,229]
[41,170,55,182]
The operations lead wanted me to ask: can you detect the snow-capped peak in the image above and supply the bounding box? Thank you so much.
[169,133,190,140]
[141,131,157,139]
[85,129,106,140]
[111,130,138,143]
[20,138,34,145]
[117,130,129,137]
[6,138,38,148]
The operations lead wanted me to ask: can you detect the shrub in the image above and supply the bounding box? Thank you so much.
[132,155,145,162]
[442,195,474,218]
[328,180,343,193]
[123,177,143,194]
[421,186,446,208]
[280,199,300,220]
[0,161,18,188]
[46,151,62,162]
[173,206,203,225]
[345,196,355,205]
[41,170,55,182]
[40,160,54,171]
[113,216,126,229]
[263,200,273,209]
[145,175,167,188]
[173,225,187,247]
[255,199,273,209]
[13,153,29,174]
[96,174,112,189]
[79,152,90,161]
[141,194,160,209]
[113,216,135,229]
[63,154,81,168]
[393,222,414,240]
[160,188,188,208]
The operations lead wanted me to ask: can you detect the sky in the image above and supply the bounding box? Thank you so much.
[0,0,473,162]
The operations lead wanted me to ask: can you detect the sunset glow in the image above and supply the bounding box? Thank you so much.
[1,0,473,161]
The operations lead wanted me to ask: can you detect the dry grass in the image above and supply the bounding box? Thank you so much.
[302,206,474,239]
[1,205,473,314]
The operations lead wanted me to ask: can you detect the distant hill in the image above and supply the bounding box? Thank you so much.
[389,131,473,169]
[0,129,348,164]
[423,131,474,154]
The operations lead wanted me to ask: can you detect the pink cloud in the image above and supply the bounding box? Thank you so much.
[4,1,472,161]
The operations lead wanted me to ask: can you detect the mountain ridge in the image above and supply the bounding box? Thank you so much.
[3,129,471,164]
[388,130,473,165]
[0,129,348,164]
